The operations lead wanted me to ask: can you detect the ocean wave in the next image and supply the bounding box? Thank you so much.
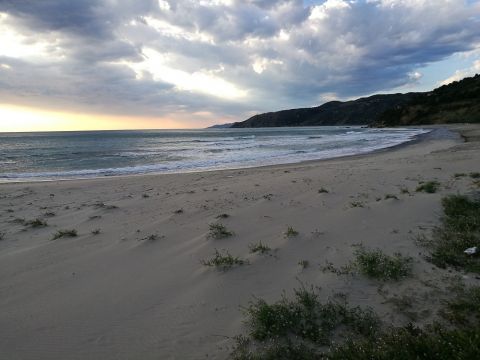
[0,127,431,182]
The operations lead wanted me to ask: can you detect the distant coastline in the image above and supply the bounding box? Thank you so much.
[225,74,480,129]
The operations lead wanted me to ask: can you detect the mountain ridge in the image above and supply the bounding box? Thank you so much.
[230,74,480,128]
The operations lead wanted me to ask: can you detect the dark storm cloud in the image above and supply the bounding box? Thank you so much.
[0,0,158,38]
[0,0,479,122]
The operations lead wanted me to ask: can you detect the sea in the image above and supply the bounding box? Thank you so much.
[0,126,429,182]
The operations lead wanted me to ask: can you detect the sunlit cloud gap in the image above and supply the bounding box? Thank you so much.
[120,48,247,100]
[0,105,186,132]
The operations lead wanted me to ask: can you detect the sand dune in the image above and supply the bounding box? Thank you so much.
[1,125,479,359]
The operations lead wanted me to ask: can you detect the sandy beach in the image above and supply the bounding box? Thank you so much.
[1,124,479,359]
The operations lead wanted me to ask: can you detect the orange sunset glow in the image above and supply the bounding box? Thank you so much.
[0,104,187,132]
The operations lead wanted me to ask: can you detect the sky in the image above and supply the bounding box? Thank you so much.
[0,0,479,131]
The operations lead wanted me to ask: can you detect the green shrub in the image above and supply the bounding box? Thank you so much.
[327,324,480,360]
[440,286,480,327]
[202,249,246,270]
[354,247,413,281]
[284,226,299,237]
[231,286,380,358]
[208,223,234,239]
[416,181,440,193]
[425,195,480,273]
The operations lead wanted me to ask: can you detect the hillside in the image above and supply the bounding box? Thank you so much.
[231,74,480,128]
[374,74,480,126]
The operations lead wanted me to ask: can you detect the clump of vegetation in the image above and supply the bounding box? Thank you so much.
[321,261,353,275]
[318,187,329,194]
[249,241,271,254]
[202,249,246,270]
[383,294,418,321]
[26,218,48,227]
[208,223,234,239]
[350,201,364,208]
[470,172,480,179]
[145,234,161,241]
[91,229,101,235]
[231,286,380,359]
[353,246,413,281]
[174,209,184,214]
[231,281,480,359]
[52,229,78,240]
[216,213,230,219]
[416,180,440,193]
[440,285,480,327]
[142,193,150,198]
[0,232,5,241]
[400,187,410,194]
[94,202,118,209]
[384,194,399,200]
[422,195,480,273]
[263,194,273,200]
[326,324,480,360]
[454,173,467,178]
[284,226,298,237]
[298,260,309,269]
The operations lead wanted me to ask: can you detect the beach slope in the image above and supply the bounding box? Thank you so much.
[0,125,479,359]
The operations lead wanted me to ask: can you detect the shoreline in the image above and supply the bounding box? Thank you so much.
[0,126,444,186]
[0,124,479,359]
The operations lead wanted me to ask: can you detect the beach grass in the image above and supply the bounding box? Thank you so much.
[52,229,78,240]
[353,246,413,281]
[231,285,380,358]
[384,194,399,200]
[350,201,364,208]
[26,218,48,227]
[440,285,480,327]
[424,194,480,273]
[208,223,234,239]
[202,249,246,270]
[416,181,440,193]
[284,226,298,237]
[298,260,309,269]
[248,241,271,254]
[326,324,480,360]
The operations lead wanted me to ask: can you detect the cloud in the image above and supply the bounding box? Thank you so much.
[440,59,480,86]
[0,0,479,124]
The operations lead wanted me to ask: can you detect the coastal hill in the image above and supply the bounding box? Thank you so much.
[375,74,480,126]
[231,74,480,128]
